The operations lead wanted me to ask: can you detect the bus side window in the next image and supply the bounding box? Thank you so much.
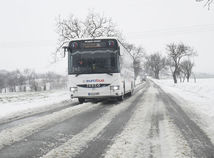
[69,55,73,73]
[118,54,122,72]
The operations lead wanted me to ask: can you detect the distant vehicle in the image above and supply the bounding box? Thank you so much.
[64,38,135,103]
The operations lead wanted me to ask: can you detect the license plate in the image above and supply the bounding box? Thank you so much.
[88,92,99,96]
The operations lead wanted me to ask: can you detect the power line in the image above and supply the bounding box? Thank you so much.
[128,24,214,38]
[0,40,56,48]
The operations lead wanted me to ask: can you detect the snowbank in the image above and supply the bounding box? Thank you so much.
[152,78,214,143]
[0,89,70,119]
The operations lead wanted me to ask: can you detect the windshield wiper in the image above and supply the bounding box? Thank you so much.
[105,72,113,76]
[75,73,82,77]
[75,72,112,76]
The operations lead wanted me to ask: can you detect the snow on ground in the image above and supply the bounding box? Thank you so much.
[0,89,71,120]
[152,78,214,144]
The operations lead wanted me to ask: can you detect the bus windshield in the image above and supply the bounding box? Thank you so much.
[69,50,119,75]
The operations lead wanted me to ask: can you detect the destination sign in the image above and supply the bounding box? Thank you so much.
[69,39,118,51]
[82,42,106,48]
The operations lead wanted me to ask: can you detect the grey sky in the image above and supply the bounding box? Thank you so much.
[0,0,214,74]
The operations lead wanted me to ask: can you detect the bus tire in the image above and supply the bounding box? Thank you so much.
[117,95,124,101]
[128,91,132,97]
[78,98,85,104]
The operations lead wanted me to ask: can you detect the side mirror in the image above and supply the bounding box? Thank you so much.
[118,50,121,56]
[62,46,68,58]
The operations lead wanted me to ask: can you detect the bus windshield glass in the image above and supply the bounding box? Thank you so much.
[69,50,119,75]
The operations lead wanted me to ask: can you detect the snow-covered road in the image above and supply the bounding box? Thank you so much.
[0,80,213,158]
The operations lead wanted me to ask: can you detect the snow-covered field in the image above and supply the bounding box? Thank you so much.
[0,89,71,120]
[153,78,214,144]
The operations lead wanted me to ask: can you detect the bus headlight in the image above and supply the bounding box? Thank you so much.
[70,87,78,92]
[110,85,120,91]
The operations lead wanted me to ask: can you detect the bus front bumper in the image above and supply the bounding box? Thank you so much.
[70,91,122,99]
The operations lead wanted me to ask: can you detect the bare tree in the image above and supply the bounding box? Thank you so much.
[0,73,5,89]
[85,12,121,38]
[166,43,196,84]
[196,0,213,9]
[124,44,146,80]
[180,60,194,82]
[55,11,122,59]
[145,53,167,79]
[23,69,38,91]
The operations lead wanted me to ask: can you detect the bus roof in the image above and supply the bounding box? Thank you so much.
[68,37,119,42]
[67,37,131,54]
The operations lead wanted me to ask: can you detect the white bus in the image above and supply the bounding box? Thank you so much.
[65,38,135,103]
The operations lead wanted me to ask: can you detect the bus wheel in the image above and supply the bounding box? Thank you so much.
[78,98,85,104]
[117,95,124,101]
[128,91,132,97]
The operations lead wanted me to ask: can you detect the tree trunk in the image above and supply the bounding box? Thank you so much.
[155,71,159,79]
[187,73,190,82]
[179,75,182,82]
[173,71,177,84]
[183,76,186,82]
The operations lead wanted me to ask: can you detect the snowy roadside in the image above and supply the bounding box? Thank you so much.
[152,78,214,144]
[0,89,71,122]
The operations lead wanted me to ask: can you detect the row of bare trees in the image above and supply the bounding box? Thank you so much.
[166,43,196,83]
[160,0,212,83]
[144,43,196,83]
[139,0,210,82]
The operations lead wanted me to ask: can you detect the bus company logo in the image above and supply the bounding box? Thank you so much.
[84,79,104,83]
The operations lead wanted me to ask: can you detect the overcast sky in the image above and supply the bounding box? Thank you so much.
[0,0,214,74]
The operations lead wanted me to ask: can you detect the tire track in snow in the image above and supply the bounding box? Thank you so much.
[0,101,78,132]
[155,83,214,158]
[148,94,164,158]
[73,84,148,158]
[41,88,146,158]
[0,82,146,158]
[104,81,192,158]
[0,103,110,158]
[103,83,157,158]
[0,102,102,150]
